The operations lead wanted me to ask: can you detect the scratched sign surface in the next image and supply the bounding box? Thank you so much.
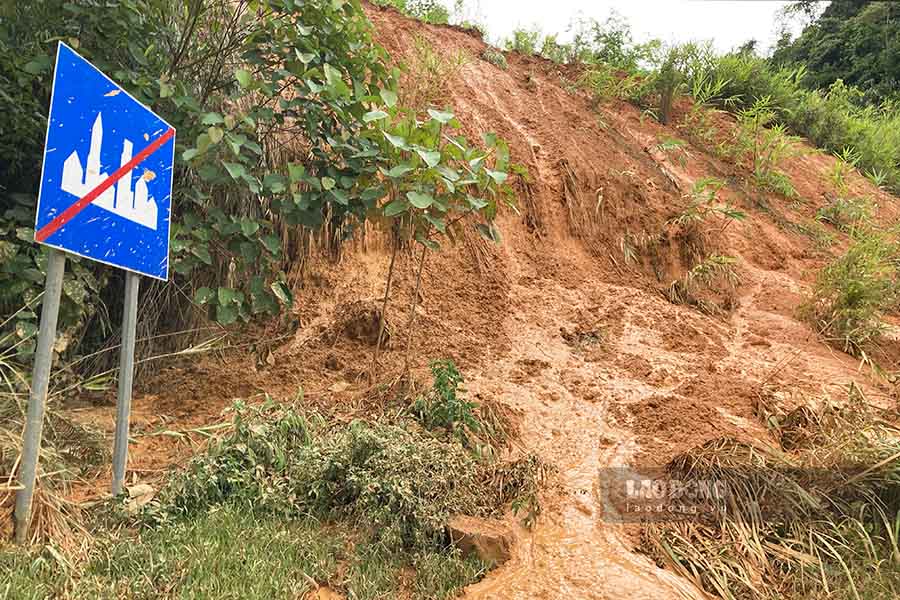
[35,42,176,280]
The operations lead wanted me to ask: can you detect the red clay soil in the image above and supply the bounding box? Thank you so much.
[25,3,900,599]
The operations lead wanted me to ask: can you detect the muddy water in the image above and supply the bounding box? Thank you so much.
[463,255,705,600]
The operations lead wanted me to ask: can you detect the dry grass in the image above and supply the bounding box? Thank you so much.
[644,385,900,600]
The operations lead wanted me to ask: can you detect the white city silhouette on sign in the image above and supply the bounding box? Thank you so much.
[61,113,158,230]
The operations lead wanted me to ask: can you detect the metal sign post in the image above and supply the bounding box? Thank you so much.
[13,250,66,544]
[111,272,140,496]
[15,42,175,542]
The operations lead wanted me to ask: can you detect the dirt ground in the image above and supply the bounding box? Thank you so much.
[47,4,900,599]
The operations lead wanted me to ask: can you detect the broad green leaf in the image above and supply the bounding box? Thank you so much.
[324,64,350,96]
[467,196,489,210]
[271,281,293,306]
[487,170,508,184]
[384,198,409,216]
[263,174,286,193]
[194,287,216,305]
[288,164,305,182]
[383,132,408,149]
[241,219,260,237]
[380,88,398,108]
[382,164,414,178]
[416,148,441,168]
[223,162,247,180]
[407,191,434,209]
[436,166,460,182]
[235,69,252,88]
[424,213,446,233]
[218,287,237,305]
[216,304,238,326]
[321,176,336,190]
[262,235,281,255]
[191,246,212,265]
[331,189,349,205]
[427,109,455,124]
[181,148,198,162]
[208,126,224,144]
[363,110,389,123]
[201,113,224,125]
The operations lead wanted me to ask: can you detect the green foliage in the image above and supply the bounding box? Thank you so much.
[706,53,900,193]
[0,508,342,599]
[801,228,900,356]
[578,63,643,105]
[650,43,715,125]
[0,504,490,600]
[367,105,510,252]
[773,1,900,105]
[153,399,501,553]
[668,177,746,231]
[816,196,873,234]
[372,0,450,25]
[1,0,395,365]
[413,548,490,600]
[724,96,799,197]
[410,360,480,444]
[569,13,660,72]
[505,28,541,56]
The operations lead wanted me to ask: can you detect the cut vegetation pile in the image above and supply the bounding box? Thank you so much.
[2,363,545,599]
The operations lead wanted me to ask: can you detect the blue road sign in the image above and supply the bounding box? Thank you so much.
[35,42,176,281]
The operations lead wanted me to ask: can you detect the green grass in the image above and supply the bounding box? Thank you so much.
[1,506,490,600]
[2,508,340,599]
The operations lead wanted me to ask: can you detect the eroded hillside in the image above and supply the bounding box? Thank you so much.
[38,4,900,599]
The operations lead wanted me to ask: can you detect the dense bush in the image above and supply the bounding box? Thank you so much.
[2,0,394,373]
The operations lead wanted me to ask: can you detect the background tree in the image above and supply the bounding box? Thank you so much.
[773,0,900,104]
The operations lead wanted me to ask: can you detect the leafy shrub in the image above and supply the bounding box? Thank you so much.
[372,0,450,24]
[723,96,799,197]
[578,63,643,105]
[816,197,873,233]
[668,177,746,232]
[1,0,395,370]
[410,360,480,443]
[504,28,541,56]
[801,228,900,356]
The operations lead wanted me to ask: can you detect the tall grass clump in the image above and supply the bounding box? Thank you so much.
[800,227,900,357]
[706,53,900,193]
[645,387,900,600]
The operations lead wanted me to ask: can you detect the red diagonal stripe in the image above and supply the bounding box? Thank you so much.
[36,127,176,243]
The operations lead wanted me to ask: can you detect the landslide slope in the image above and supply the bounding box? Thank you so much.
[64,5,899,599]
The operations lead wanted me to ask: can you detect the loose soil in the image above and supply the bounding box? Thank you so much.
[33,4,900,599]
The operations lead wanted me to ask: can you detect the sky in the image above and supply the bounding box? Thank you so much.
[444,0,810,55]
